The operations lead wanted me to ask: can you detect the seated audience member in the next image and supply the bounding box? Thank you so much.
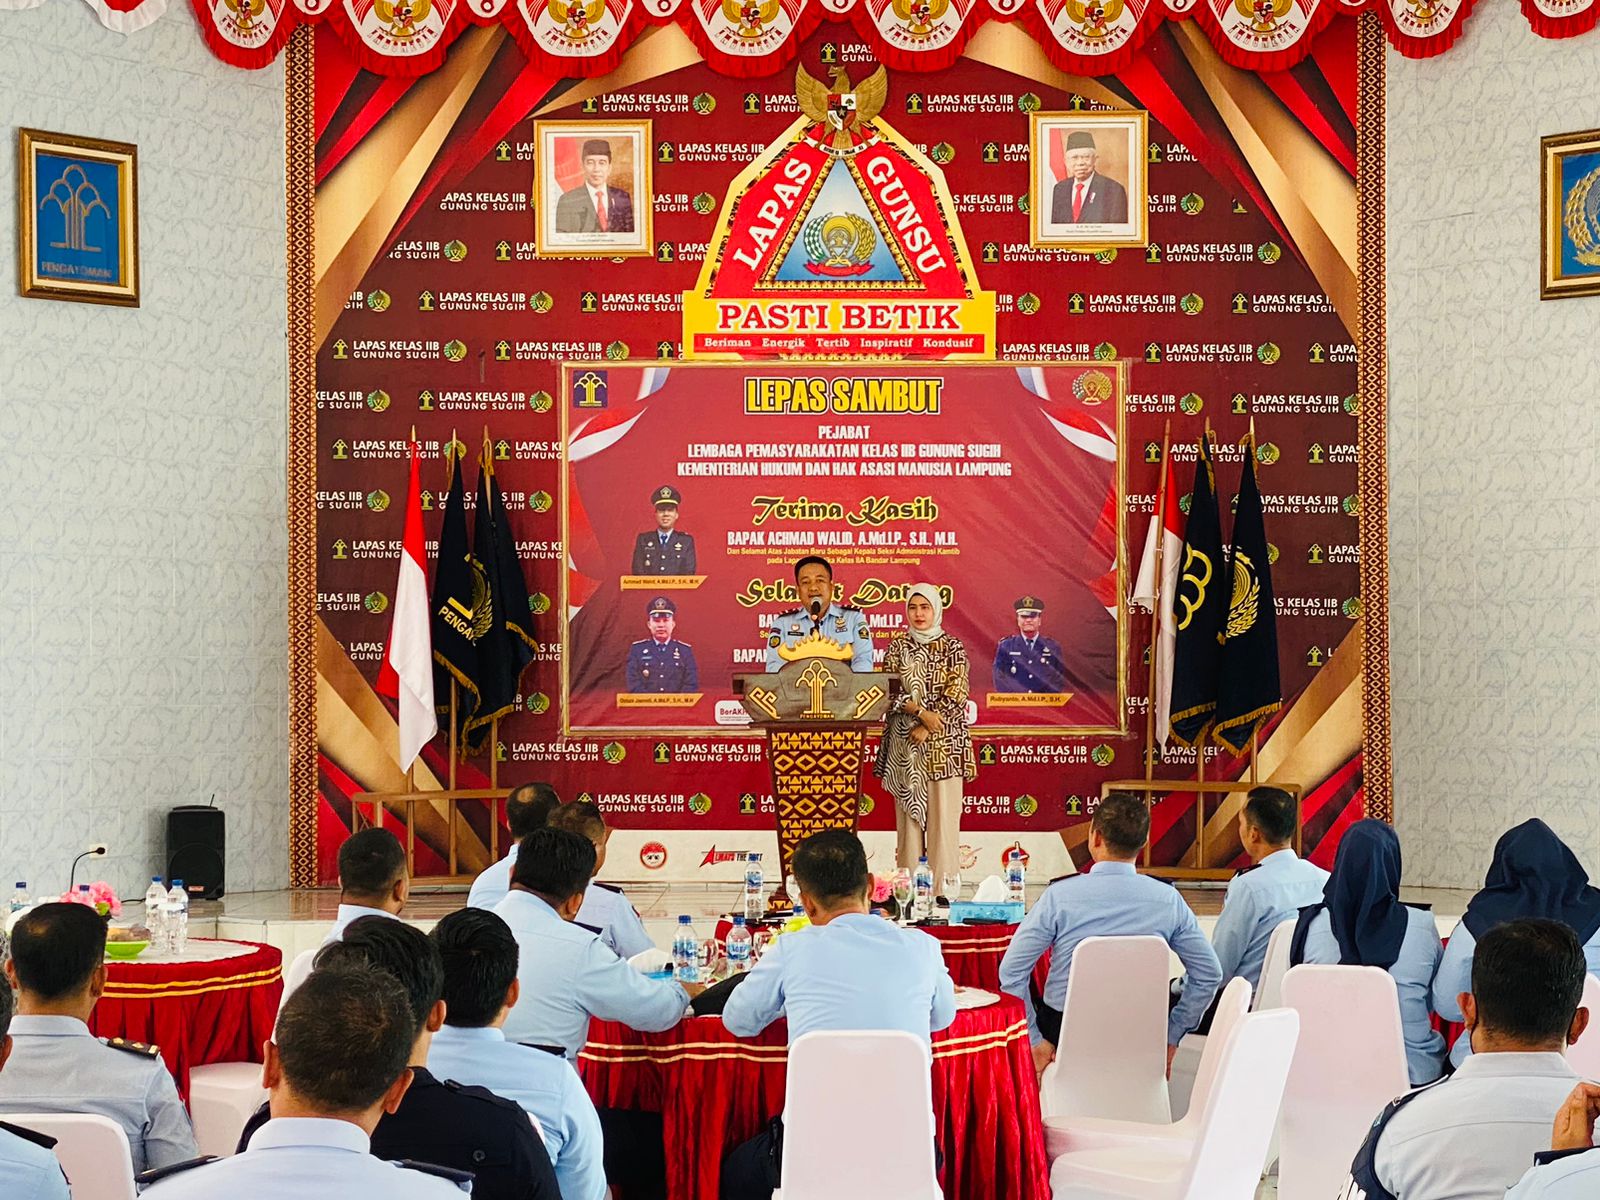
[719,829,957,1200]
[141,966,467,1198]
[0,968,69,1200]
[427,909,606,1200]
[1342,919,1587,1200]
[493,827,695,1058]
[326,827,410,942]
[468,782,560,910]
[242,916,559,1200]
[998,791,1223,1076]
[0,903,197,1174]
[546,799,655,959]
[1505,1082,1600,1199]
[1434,819,1600,1067]
[1290,818,1447,1085]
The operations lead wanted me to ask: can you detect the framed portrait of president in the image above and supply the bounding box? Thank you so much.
[1029,111,1148,251]
[534,120,653,259]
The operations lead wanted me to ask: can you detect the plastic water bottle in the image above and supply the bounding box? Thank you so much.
[672,915,698,983]
[143,878,167,950]
[726,915,752,973]
[743,854,765,922]
[163,881,189,956]
[1007,844,1027,907]
[913,855,934,920]
[9,883,28,914]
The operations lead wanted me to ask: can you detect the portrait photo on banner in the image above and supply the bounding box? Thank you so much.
[1541,127,1600,300]
[534,120,653,258]
[1028,111,1148,250]
[16,127,140,306]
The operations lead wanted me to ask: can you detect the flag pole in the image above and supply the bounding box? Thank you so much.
[1192,419,1214,870]
[449,680,459,788]
[1143,418,1171,785]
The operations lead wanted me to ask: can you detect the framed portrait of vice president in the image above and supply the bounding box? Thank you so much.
[1029,111,1148,251]
[534,120,653,259]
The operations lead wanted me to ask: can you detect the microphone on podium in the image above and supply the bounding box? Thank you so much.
[808,597,825,626]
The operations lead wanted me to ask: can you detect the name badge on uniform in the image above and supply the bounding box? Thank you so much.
[835,617,846,632]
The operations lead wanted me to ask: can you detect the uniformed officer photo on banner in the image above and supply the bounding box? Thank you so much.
[534,120,653,258]
[990,595,1070,697]
[622,596,699,696]
[630,485,697,575]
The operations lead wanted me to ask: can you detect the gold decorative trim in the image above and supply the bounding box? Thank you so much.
[286,27,320,889]
[1355,14,1391,824]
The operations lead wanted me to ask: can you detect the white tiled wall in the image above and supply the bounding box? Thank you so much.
[0,2,289,897]
[1387,8,1600,886]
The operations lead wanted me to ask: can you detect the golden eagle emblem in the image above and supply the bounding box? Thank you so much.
[1234,0,1291,32]
[1064,0,1123,39]
[374,0,430,37]
[548,0,605,39]
[1223,549,1260,642]
[796,64,889,150]
[721,0,781,37]
[890,0,949,38]
[224,0,266,32]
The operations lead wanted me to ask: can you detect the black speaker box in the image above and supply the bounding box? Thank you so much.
[167,806,225,900]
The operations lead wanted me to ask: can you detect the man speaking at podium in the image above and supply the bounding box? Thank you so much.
[765,556,875,672]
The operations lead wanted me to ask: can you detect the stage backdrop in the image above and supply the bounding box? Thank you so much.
[291,16,1386,885]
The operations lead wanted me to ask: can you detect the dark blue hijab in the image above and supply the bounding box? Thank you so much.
[1461,819,1600,942]
[1290,820,1408,969]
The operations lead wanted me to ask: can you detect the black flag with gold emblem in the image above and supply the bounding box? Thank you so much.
[1213,434,1281,753]
[1168,433,1227,748]
[464,443,537,753]
[430,439,483,747]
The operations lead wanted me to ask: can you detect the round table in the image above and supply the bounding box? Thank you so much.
[89,939,283,1103]
[579,994,1050,1200]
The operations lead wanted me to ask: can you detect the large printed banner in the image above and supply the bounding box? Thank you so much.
[563,362,1123,734]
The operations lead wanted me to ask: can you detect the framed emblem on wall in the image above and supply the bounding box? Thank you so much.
[17,128,140,306]
[533,120,654,258]
[1541,127,1600,300]
[1029,110,1148,251]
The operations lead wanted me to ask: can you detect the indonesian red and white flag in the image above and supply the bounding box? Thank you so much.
[375,436,438,770]
[1133,455,1184,745]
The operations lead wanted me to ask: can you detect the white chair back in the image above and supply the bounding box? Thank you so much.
[278,946,318,1015]
[1254,918,1298,1010]
[1177,1008,1300,1198]
[1182,977,1253,1127]
[4,1112,135,1200]
[1168,976,1253,1121]
[188,1061,268,1158]
[1277,965,1410,1200]
[1564,974,1600,1080]
[780,1030,940,1200]
[1044,935,1172,1123]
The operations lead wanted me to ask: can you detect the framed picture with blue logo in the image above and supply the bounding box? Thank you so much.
[1542,127,1600,300]
[17,128,139,306]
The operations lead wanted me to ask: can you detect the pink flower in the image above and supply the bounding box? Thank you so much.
[870,874,893,904]
[87,882,122,917]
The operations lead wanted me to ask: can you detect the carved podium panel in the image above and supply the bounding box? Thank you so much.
[735,638,897,884]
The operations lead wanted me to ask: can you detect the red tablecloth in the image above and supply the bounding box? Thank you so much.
[579,995,1050,1200]
[89,940,282,1103]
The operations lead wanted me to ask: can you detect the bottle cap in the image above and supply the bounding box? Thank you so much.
[13,882,23,888]
[152,876,162,883]
[173,880,184,887]
[733,915,745,925]
[78,884,90,892]
[678,914,691,923]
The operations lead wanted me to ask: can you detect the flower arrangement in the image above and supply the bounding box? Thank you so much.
[870,873,894,905]
[60,882,121,918]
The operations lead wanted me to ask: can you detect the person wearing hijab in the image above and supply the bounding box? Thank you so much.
[1434,819,1600,1067]
[873,584,975,898]
[1289,819,1446,1085]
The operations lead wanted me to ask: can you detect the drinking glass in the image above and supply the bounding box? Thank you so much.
[940,872,962,904]
[892,869,915,926]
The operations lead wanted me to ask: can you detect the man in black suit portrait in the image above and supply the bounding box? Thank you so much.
[1049,130,1128,225]
[554,138,635,234]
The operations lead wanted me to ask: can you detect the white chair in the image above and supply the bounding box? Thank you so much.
[1565,973,1600,1079]
[188,1060,268,1158]
[278,946,318,1013]
[4,1112,135,1200]
[1048,1007,1300,1200]
[1166,976,1254,1120]
[1040,936,1172,1123]
[1253,919,1298,1011]
[1276,965,1410,1200]
[775,1030,940,1200]
[1045,977,1253,1161]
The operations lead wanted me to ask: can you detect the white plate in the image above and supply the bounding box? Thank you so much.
[954,987,999,1010]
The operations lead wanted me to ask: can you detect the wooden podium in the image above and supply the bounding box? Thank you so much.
[735,636,898,888]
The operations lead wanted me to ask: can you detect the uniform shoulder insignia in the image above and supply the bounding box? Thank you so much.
[394,1159,476,1186]
[1403,901,1433,913]
[134,1156,219,1187]
[103,1037,162,1058]
[0,1120,57,1150]
[574,920,604,936]
[1233,862,1262,877]
[677,639,694,649]
[839,603,861,612]
[594,881,625,895]
[1048,873,1083,885]
[777,606,804,617]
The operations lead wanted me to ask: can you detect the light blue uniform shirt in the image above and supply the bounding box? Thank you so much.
[765,603,875,672]
[721,912,957,1042]
[139,1117,468,1198]
[1507,1148,1600,1200]
[0,1016,197,1174]
[1299,905,1446,1085]
[998,861,1223,1047]
[467,848,518,911]
[427,1023,606,1200]
[0,1123,69,1200]
[472,848,655,959]
[1434,920,1600,1067]
[1208,849,1329,990]
[323,902,400,944]
[492,889,689,1058]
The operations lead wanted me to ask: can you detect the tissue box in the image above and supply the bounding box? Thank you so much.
[948,901,1025,926]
